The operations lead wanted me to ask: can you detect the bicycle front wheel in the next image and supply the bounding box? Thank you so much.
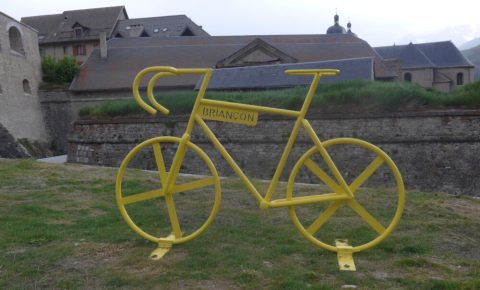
[115,136,221,245]
[287,138,405,253]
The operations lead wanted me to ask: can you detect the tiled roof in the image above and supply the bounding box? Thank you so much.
[70,34,396,91]
[375,41,473,69]
[195,58,374,90]
[415,41,474,68]
[375,43,434,69]
[113,15,209,38]
[21,6,127,44]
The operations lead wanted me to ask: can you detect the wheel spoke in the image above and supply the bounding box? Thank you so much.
[307,201,344,234]
[152,143,168,186]
[349,157,385,193]
[122,188,165,205]
[347,199,386,234]
[304,159,343,194]
[171,177,216,194]
[164,194,182,238]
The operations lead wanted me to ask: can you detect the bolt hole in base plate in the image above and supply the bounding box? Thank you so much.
[149,247,171,260]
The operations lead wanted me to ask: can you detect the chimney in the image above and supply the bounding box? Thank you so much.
[99,32,107,59]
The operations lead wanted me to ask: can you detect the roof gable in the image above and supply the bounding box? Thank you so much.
[216,38,297,68]
[21,6,126,44]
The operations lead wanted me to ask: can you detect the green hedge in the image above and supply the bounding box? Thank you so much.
[79,80,480,117]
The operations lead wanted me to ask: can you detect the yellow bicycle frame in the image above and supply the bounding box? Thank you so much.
[120,66,405,270]
[131,66,353,209]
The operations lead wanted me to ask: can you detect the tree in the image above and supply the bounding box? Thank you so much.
[41,56,79,83]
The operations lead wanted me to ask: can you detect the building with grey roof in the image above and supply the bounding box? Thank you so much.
[21,7,208,64]
[70,33,395,93]
[22,6,128,64]
[113,15,209,38]
[375,41,475,91]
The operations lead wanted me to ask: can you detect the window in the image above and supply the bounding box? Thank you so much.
[0,83,3,94]
[63,46,68,55]
[74,27,83,38]
[8,26,25,55]
[181,27,194,36]
[39,48,45,57]
[73,45,86,56]
[404,72,412,82]
[456,72,464,85]
[23,79,31,94]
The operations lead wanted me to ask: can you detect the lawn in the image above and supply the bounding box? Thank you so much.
[0,159,479,289]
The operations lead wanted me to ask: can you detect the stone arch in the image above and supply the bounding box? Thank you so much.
[8,26,25,55]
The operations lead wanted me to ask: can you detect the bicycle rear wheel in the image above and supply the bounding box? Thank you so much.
[287,138,405,253]
[115,136,221,244]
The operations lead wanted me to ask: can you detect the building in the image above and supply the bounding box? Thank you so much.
[21,7,209,64]
[70,11,474,95]
[375,42,475,92]
[0,12,47,146]
[21,6,128,64]
[113,15,209,38]
[69,33,396,95]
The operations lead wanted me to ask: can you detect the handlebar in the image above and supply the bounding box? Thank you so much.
[132,66,212,116]
[133,66,339,116]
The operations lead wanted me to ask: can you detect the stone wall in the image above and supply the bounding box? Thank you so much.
[67,110,480,196]
[0,12,48,142]
[39,89,73,154]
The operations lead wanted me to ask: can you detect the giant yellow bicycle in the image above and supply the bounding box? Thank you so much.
[115,66,405,270]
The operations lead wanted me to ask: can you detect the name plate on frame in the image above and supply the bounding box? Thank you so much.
[199,105,258,126]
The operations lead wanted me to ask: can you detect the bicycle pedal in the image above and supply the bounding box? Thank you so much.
[335,239,356,271]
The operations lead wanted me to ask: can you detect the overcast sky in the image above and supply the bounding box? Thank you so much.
[3,0,480,47]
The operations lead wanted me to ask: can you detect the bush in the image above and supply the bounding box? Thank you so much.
[41,56,79,83]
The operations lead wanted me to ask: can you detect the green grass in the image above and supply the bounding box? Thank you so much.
[79,80,480,117]
[0,158,479,289]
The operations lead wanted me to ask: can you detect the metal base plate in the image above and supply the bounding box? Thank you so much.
[149,233,175,260]
[336,239,356,271]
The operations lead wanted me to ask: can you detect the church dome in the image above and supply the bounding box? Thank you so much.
[326,13,347,34]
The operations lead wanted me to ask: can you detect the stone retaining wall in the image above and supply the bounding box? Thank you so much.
[68,110,480,196]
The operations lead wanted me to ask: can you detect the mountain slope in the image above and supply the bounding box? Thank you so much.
[462,44,480,80]
[460,37,480,50]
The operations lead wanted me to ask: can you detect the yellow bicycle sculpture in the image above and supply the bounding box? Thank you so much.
[115,66,405,271]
